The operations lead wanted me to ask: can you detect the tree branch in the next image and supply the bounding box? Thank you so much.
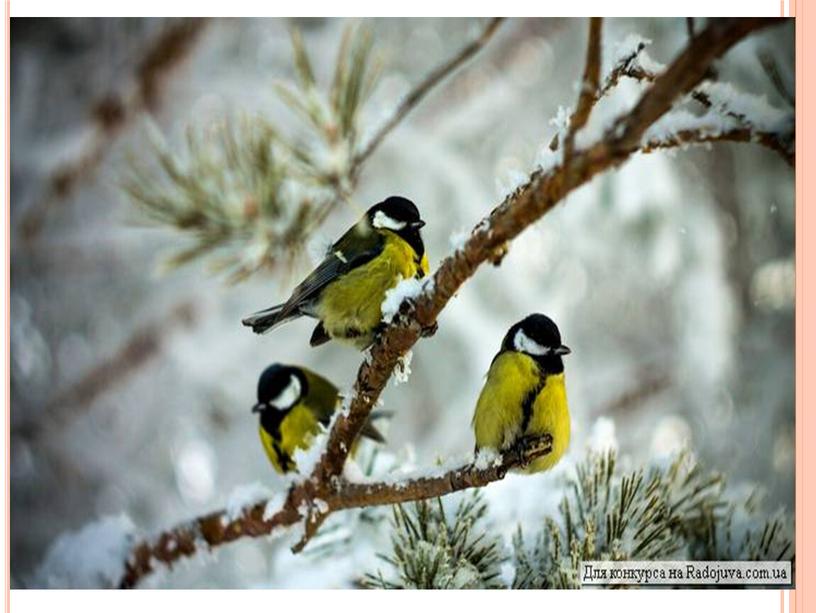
[351,18,504,171]
[117,17,778,588]
[20,19,209,241]
[553,20,793,166]
[119,435,552,588]
[641,125,794,166]
[562,17,603,161]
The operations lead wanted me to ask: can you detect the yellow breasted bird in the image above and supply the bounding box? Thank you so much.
[242,196,429,349]
[472,314,571,473]
[252,363,384,474]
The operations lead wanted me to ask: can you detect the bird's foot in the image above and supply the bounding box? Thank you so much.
[419,321,438,338]
[510,434,553,466]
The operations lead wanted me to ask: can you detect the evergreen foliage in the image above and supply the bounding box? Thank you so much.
[362,492,506,589]
[364,450,794,589]
[124,25,379,281]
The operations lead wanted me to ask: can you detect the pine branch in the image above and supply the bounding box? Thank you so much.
[115,17,777,588]
[511,449,793,589]
[124,19,505,278]
[361,492,506,589]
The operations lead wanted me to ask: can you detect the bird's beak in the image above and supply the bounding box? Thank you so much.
[411,220,426,229]
[251,403,263,414]
[554,345,571,356]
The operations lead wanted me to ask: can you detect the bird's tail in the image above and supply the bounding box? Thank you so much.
[241,304,300,334]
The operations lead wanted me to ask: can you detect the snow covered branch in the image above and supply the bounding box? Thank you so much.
[103,17,781,588]
[119,436,552,588]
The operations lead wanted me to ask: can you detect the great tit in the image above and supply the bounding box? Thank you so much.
[242,196,429,349]
[252,363,385,474]
[472,314,571,473]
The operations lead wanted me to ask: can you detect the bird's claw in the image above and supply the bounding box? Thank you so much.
[510,435,553,466]
[420,321,438,338]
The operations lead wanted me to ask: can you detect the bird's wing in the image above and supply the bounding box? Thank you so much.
[303,368,387,443]
[302,368,342,425]
[276,221,384,321]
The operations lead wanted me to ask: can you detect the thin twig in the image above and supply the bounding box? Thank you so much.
[641,126,794,166]
[688,88,794,166]
[303,18,505,240]
[562,17,603,161]
[351,18,504,171]
[686,17,695,41]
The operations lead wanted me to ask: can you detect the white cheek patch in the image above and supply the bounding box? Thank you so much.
[271,375,302,411]
[372,210,407,231]
[514,329,551,356]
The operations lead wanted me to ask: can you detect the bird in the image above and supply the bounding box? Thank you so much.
[471,314,571,473]
[242,196,429,349]
[252,363,385,474]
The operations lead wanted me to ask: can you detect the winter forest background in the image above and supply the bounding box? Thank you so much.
[10,17,794,588]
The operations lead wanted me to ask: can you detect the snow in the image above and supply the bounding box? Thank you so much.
[33,515,135,588]
[608,33,665,76]
[637,49,665,75]
[380,276,433,323]
[292,427,330,476]
[587,416,618,453]
[448,228,470,253]
[473,447,502,470]
[393,350,413,386]
[695,81,792,133]
[263,493,287,521]
[495,168,529,199]
[642,108,739,145]
[224,482,274,521]
[611,33,651,66]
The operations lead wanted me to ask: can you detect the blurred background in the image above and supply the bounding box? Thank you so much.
[10,17,794,587]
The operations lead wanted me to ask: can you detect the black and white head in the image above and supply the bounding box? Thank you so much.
[501,313,571,372]
[366,196,426,257]
[251,364,308,418]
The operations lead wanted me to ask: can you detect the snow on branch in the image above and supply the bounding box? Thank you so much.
[550,26,794,167]
[42,17,778,589]
[117,435,552,588]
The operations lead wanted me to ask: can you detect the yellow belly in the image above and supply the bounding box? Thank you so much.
[524,372,570,473]
[472,352,570,473]
[315,233,428,347]
[259,403,321,474]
